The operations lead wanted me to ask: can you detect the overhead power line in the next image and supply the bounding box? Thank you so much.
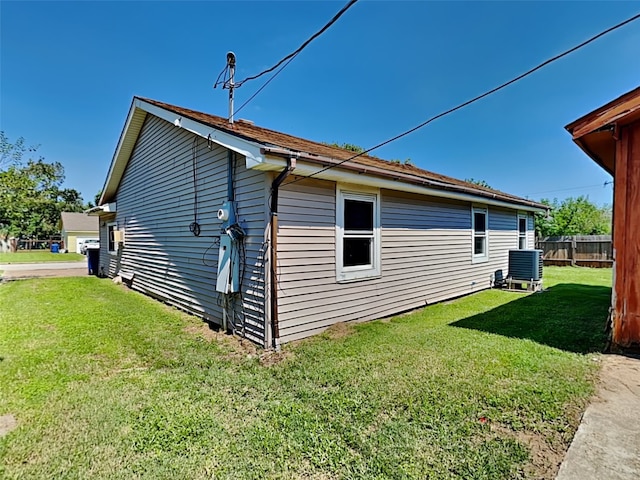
[524,181,613,197]
[214,0,358,120]
[283,11,640,187]
[232,56,299,119]
[234,0,358,88]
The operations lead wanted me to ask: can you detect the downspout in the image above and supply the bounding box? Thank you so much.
[269,156,297,348]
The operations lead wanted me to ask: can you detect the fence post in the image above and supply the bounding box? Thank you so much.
[571,237,577,267]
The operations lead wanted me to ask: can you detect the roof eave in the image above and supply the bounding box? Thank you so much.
[258,149,547,213]
[565,86,640,175]
[101,96,545,213]
[100,98,267,206]
[85,202,117,216]
[134,97,265,167]
[571,129,615,175]
[100,99,148,205]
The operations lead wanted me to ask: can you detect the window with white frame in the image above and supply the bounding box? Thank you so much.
[518,214,528,249]
[472,207,488,262]
[107,222,117,254]
[336,187,381,282]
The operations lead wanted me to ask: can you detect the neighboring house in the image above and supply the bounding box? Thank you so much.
[565,86,640,349]
[89,97,546,348]
[59,212,99,253]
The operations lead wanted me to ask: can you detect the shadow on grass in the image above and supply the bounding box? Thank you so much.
[452,283,611,354]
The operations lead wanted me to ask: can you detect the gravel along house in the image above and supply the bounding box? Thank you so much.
[88,97,547,348]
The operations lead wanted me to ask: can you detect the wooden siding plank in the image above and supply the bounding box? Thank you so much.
[613,122,640,346]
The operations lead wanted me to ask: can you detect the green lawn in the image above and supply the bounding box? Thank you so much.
[0,251,85,264]
[0,267,611,479]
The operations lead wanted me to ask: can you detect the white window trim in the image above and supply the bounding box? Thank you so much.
[471,206,489,264]
[517,213,528,250]
[107,222,118,255]
[336,185,381,282]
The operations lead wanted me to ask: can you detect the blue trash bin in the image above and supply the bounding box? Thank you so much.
[87,249,99,275]
[51,243,60,253]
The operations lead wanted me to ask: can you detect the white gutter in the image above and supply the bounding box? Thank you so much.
[256,149,546,213]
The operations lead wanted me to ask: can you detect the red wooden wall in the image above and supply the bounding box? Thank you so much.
[612,119,640,347]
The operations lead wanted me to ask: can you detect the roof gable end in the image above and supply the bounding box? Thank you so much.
[60,212,98,231]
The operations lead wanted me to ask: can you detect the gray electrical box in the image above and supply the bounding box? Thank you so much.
[216,235,240,294]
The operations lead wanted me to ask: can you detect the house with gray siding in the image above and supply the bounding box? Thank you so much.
[90,97,546,348]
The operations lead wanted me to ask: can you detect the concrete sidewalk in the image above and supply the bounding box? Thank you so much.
[556,354,640,479]
[0,261,88,280]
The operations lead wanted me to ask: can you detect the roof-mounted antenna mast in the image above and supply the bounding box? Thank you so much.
[227,52,236,124]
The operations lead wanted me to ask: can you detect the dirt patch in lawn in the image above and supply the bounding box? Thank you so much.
[1,268,87,281]
[259,349,293,367]
[0,414,18,437]
[183,321,292,366]
[490,423,566,479]
[323,322,355,340]
[184,322,221,342]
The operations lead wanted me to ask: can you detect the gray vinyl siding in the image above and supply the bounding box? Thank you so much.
[233,158,269,341]
[276,181,521,343]
[105,114,268,344]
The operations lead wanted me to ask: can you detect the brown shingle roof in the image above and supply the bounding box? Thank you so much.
[60,212,98,232]
[138,97,545,209]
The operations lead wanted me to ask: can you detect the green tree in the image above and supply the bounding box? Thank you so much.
[1,131,39,170]
[84,189,103,209]
[327,142,365,153]
[535,196,611,237]
[0,134,85,239]
[465,178,493,189]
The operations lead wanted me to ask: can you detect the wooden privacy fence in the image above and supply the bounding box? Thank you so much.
[536,235,612,268]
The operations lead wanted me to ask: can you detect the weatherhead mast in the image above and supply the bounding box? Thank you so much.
[227,52,236,124]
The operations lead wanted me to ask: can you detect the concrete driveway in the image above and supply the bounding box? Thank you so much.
[0,261,88,280]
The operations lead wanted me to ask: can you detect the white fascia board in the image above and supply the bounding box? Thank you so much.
[100,102,147,205]
[258,156,545,213]
[134,99,264,167]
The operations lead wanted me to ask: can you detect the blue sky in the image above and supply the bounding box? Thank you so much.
[1,1,639,207]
